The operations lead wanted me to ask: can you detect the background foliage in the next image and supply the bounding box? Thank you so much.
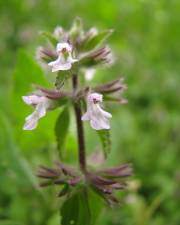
[0,0,179,224]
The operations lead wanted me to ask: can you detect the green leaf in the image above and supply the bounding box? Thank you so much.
[0,221,22,225]
[79,55,99,68]
[55,106,70,158]
[70,17,83,41]
[13,49,48,96]
[41,31,58,46]
[0,111,41,193]
[88,188,104,225]
[58,184,70,197]
[61,189,91,225]
[81,29,113,52]
[61,193,79,225]
[55,71,70,90]
[97,130,111,158]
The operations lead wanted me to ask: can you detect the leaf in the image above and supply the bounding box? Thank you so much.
[97,130,111,158]
[88,188,104,225]
[61,189,91,225]
[61,193,79,225]
[41,31,58,46]
[55,106,70,157]
[55,71,70,90]
[0,221,22,225]
[70,17,83,41]
[0,111,41,193]
[58,184,70,197]
[12,49,48,118]
[81,29,113,52]
[79,55,100,68]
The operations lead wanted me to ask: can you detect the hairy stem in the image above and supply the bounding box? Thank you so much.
[72,74,86,172]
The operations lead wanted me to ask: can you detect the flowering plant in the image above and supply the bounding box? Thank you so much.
[23,18,132,225]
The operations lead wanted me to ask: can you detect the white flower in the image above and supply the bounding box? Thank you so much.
[82,93,112,130]
[53,26,64,39]
[22,95,51,130]
[84,68,96,81]
[86,27,98,38]
[48,42,77,72]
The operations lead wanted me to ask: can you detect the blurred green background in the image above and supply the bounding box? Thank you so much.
[0,0,180,225]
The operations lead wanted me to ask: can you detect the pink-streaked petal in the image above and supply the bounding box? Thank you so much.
[56,42,72,52]
[22,95,41,105]
[48,58,60,67]
[52,63,72,72]
[35,103,47,118]
[90,118,110,130]
[90,119,102,130]
[22,96,32,105]
[53,26,64,38]
[87,93,103,103]
[81,112,90,121]
[90,117,110,130]
[48,58,72,72]
[101,120,110,129]
[85,68,96,81]
[99,107,112,118]
[23,117,38,130]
